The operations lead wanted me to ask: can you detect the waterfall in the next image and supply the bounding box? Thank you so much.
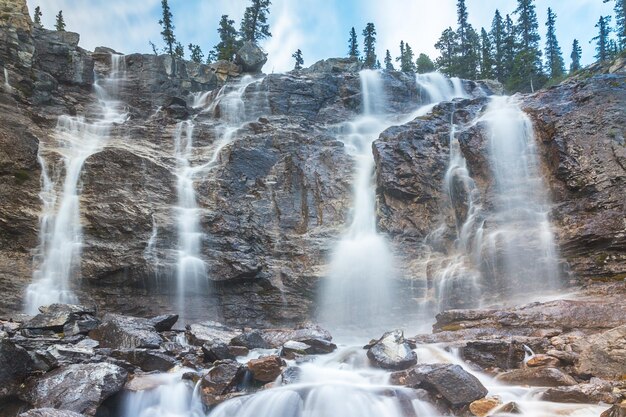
[424,95,560,312]
[173,75,265,322]
[319,71,467,334]
[3,67,11,92]
[479,96,560,296]
[25,54,128,314]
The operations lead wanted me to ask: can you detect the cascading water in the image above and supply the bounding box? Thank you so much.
[25,54,128,314]
[422,95,560,312]
[3,66,11,91]
[173,76,265,322]
[479,95,560,296]
[319,71,468,333]
[318,70,396,333]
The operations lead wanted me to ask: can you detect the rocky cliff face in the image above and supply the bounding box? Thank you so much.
[0,1,624,326]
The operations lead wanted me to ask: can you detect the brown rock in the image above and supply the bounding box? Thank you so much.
[577,325,626,379]
[541,379,621,404]
[247,355,285,383]
[496,367,577,387]
[200,360,245,406]
[601,404,626,417]
[526,354,560,368]
[470,397,502,416]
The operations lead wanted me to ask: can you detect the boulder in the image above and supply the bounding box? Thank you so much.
[280,338,337,359]
[202,342,235,362]
[460,339,527,370]
[495,402,521,414]
[89,313,163,349]
[390,364,488,407]
[235,41,267,73]
[22,363,128,415]
[21,304,97,334]
[260,323,333,348]
[0,338,35,399]
[303,57,363,73]
[110,349,177,372]
[540,379,622,404]
[470,397,502,417]
[230,329,270,349]
[19,409,85,417]
[247,355,285,383]
[577,325,626,379]
[496,367,577,387]
[526,354,560,368]
[148,314,178,332]
[366,330,417,370]
[200,360,245,406]
[186,321,241,347]
[279,366,302,385]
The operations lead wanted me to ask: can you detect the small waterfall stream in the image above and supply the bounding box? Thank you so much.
[3,66,11,92]
[25,54,128,314]
[173,76,265,322]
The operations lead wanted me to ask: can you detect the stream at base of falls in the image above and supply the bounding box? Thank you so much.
[115,339,606,417]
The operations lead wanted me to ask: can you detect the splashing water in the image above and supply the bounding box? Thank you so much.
[319,71,467,335]
[3,67,11,92]
[25,54,128,314]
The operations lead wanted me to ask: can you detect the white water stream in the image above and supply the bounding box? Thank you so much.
[25,54,128,314]
[173,76,265,322]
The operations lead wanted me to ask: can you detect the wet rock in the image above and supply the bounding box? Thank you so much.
[260,324,333,348]
[526,354,560,368]
[279,366,302,385]
[186,321,241,347]
[46,343,95,365]
[21,304,97,334]
[235,41,267,73]
[391,364,488,407]
[601,404,626,417]
[19,409,85,417]
[496,367,577,387]
[280,338,337,359]
[163,96,189,120]
[281,341,309,359]
[110,349,177,372]
[460,339,528,370]
[200,360,245,406]
[89,313,163,349]
[303,57,363,73]
[470,397,502,417]
[546,349,579,365]
[247,355,285,383]
[577,325,626,379]
[202,342,235,362]
[0,338,35,399]
[148,314,178,332]
[495,402,521,414]
[367,330,417,371]
[22,362,128,415]
[541,379,622,404]
[230,329,270,349]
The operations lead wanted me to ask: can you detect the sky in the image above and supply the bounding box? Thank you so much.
[28,0,616,73]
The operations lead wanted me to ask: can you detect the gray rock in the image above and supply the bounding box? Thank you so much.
[22,362,128,415]
[22,304,96,333]
[110,349,177,372]
[390,363,488,407]
[303,57,363,73]
[19,409,85,417]
[235,41,267,73]
[577,325,626,379]
[541,379,622,404]
[202,342,235,362]
[230,329,270,349]
[149,314,179,332]
[186,321,241,346]
[279,366,302,385]
[89,313,163,349]
[200,360,245,406]
[367,330,417,370]
[0,338,35,399]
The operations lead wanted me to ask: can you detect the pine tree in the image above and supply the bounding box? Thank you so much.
[158,0,176,57]
[570,39,582,72]
[240,0,271,42]
[396,40,405,65]
[214,15,240,61]
[188,44,204,63]
[593,16,612,61]
[174,42,184,59]
[384,49,394,70]
[348,27,360,58]
[480,28,494,79]
[455,0,476,78]
[544,8,565,79]
[149,41,159,56]
[435,27,458,77]
[292,49,303,70]
[362,23,377,69]
[490,10,505,81]
[509,0,545,93]
[34,6,42,26]
[415,53,435,73]
[609,0,625,50]
[403,43,417,72]
[55,10,65,31]
[502,14,516,81]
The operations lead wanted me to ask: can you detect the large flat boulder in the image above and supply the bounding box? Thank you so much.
[0,338,35,399]
[577,325,626,379]
[89,313,163,349]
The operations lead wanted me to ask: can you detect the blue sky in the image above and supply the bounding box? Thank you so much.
[28,0,615,73]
